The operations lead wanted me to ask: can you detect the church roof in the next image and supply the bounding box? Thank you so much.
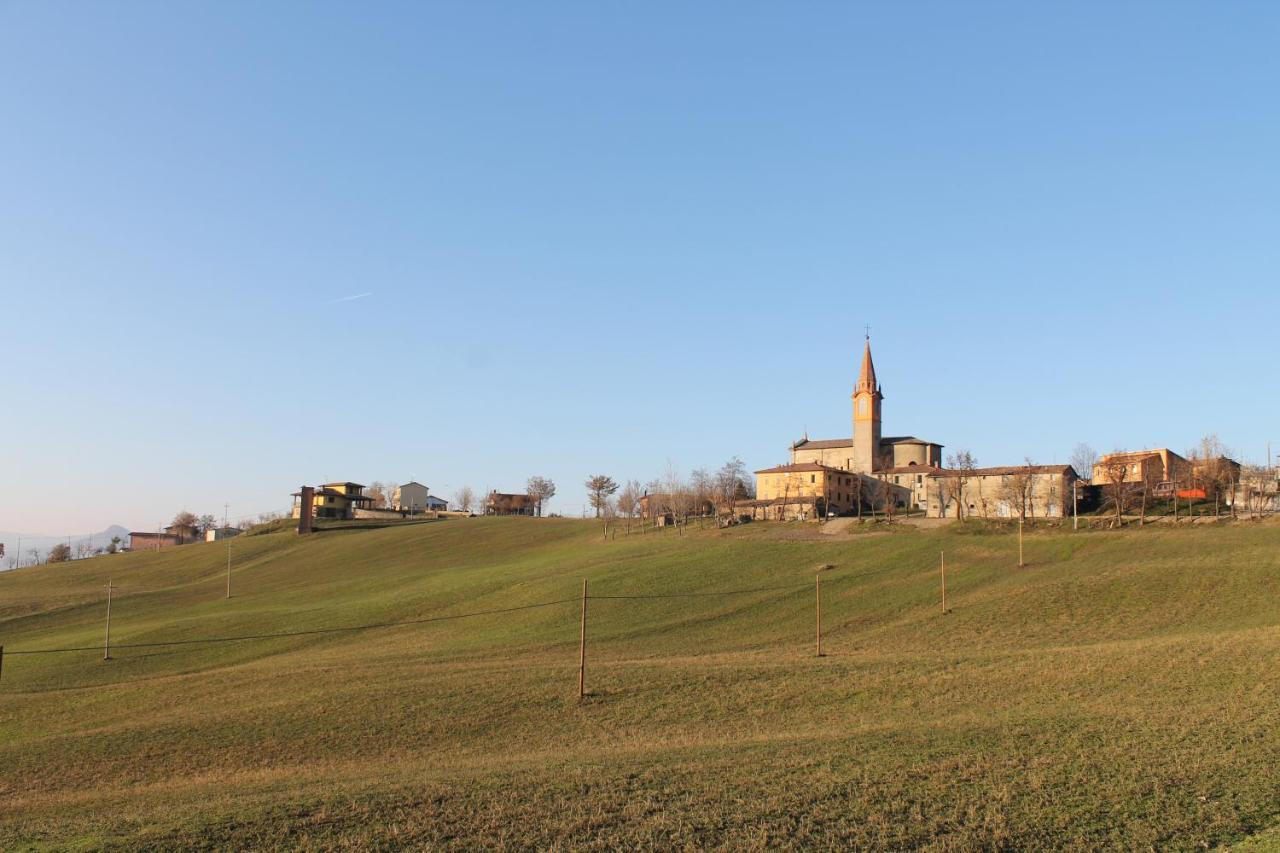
[792,435,942,449]
[931,464,1077,478]
[881,435,942,446]
[755,462,853,474]
[791,437,853,450]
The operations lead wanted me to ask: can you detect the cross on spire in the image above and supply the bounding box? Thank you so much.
[864,324,870,340]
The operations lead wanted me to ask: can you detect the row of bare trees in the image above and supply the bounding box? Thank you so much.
[584,458,755,535]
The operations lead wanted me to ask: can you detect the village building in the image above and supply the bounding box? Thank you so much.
[925,465,1079,520]
[1092,448,1242,501]
[746,462,911,521]
[485,491,536,516]
[128,531,184,551]
[424,495,449,511]
[291,482,376,520]
[130,521,203,550]
[205,526,242,542]
[1092,449,1193,488]
[392,481,431,512]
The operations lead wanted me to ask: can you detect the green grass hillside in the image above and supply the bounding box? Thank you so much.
[2,518,1279,849]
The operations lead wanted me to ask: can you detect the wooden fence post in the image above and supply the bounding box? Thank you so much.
[577,578,588,700]
[941,551,947,614]
[103,580,114,661]
[815,573,823,657]
[1018,520,1025,567]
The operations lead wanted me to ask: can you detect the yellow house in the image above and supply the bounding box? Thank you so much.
[291,481,375,520]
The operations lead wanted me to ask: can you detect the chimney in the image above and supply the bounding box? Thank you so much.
[298,486,315,535]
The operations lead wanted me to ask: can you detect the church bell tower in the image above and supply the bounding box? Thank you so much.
[851,336,883,473]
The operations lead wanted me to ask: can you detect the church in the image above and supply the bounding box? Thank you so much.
[751,337,1078,520]
[751,338,942,519]
[789,337,943,473]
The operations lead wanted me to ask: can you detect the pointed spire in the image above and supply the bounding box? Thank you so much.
[855,336,878,395]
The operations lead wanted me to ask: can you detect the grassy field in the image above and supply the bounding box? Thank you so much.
[2,517,1279,849]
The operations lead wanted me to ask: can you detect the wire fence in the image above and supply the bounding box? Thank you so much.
[0,576,849,692]
[2,597,582,656]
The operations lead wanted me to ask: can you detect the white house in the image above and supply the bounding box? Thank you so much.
[393,481,431,512]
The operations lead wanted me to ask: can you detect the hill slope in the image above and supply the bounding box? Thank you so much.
[2,518,1278,848]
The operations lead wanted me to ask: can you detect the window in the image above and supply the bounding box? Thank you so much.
[917,475,923,485]
[894,476,900,484]
[810,475,815,483]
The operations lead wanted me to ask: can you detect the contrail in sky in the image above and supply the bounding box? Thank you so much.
[326,292,373,304]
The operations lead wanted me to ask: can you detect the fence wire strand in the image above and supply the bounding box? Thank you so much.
[5,597,579,656]
[4,576,846,659]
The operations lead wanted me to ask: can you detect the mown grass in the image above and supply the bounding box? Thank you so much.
[1,517,1278,849]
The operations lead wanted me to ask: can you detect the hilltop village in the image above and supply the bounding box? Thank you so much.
[13,339,1272,567]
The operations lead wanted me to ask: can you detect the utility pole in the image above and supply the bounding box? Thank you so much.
[577,579,588,700]
[1072,480,1078,531]
[940,551,947,614]
[815,573,823,656]
[103,581,114,660]
[224,502,231,599]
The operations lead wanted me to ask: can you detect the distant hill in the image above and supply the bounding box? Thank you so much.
[0,524,131,569]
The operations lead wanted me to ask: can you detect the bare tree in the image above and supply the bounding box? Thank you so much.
[600,496,617,539]
[585,474,619,518]
[1069,443,1098,484]
[47,543,71,564]
[1189,435,1235,518]
[1136,454,1161,526]
[713,457,751,523]
[1241,464,1276,519]
[526,476,556,517]
[617,479,643,532]
[107,535,122,554]
[1099,452,1133,527]
[872,477,898,523]
[1000,462,1035,523]
[197,513,217,535]
[453,486,476,514]
[365,482,393,509]
[944,450,977,520]
[690,468,714,528]
[660,463,691,531]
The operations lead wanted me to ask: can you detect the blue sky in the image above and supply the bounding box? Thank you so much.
[2,2,1277,533]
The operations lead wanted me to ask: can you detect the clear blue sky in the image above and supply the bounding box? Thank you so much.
[2,2,1277,533]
